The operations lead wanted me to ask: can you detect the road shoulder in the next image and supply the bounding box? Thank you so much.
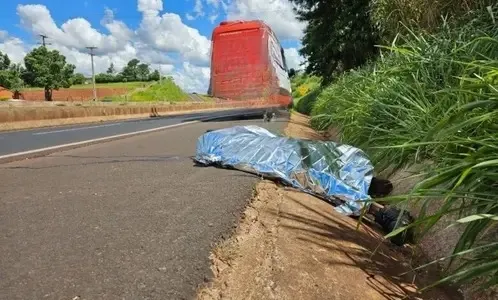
[196,113,457,300]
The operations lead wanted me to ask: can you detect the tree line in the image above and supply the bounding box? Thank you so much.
[0,46,162,101]
[287,0,492,85]
[94,59,160,84]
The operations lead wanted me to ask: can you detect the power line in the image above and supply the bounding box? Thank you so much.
[86,46,98,101]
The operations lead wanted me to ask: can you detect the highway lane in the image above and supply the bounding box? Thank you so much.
[0,114,288,300]
[0,107,275,157]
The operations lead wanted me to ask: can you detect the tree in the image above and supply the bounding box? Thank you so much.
[6,64,25,92]
[72,73,86,85]
[95,73,117,83]
[149,69,160,81]
[113,73,123,82]
[137,63,150,81]
[289,0,379,84]
[106,63,115,74]
[23,46,75,101]
[0,51,24,92]
[288,68,297,78]
[0,53,11,70]
[120,58,140,81]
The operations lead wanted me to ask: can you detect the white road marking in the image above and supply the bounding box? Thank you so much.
[0,121,199,161]
[32,123,122,135]
[0,109,271,162]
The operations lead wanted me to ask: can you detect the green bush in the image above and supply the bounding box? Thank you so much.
[291,73,321,98]
[129,78,188,102]
[309,6,498,289]
[290,72,322,114]
[294,89,322,115]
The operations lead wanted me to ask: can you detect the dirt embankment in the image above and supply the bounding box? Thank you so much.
[196,113,460,300]
[16,87,131,101]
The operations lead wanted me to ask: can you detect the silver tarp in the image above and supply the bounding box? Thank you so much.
[194,125,374,216]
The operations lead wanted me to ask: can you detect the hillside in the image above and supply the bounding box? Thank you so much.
[128,77,188,102]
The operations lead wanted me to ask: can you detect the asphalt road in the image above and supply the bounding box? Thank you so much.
[0,107,275,157]
[0,114,287,299]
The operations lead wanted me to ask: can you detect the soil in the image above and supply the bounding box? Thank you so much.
[16,87,131,101]
[196,113,460,300]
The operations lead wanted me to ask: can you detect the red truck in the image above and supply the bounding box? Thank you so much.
[207,20,293,107]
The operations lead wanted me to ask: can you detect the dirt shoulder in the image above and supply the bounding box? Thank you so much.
[196,113,458,300]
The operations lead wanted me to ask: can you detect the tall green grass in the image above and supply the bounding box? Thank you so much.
[310,6,498,289]
[291,73,321,98]
[371,0,495,42]
[129,77,188,102]
[294,89,322,115]
[290,73,322,114]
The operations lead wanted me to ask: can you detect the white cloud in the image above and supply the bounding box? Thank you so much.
[0,30,8,41]
[0,36,29,64]
[136,2,211,65]
[284,47,305,70]
[206,0,221,8]
[206,0,228,11]
[226,0,306,41]
[17,4,130,54]
[101,8,134,43]
[194,0,204,17]
[1,2,217,92]
[152,63,175,74]
[186,0,208,20]
[192,0,226,22]
[137,0,163,13]
[209,14,219,24]
[16,1,210,65]
[0,0,307,93]
[101,7,115,25]
[172,62,210,93]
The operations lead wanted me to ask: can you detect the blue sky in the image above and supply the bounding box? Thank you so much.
[0,0,306,92]
[1,0,216,42]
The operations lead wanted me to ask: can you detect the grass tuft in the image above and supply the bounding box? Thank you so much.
[307,6,498,290]
[128,77,188,102]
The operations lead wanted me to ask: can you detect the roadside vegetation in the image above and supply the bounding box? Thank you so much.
[290,0,497,293]
[108,77,188,102]
[0,46,166,101]
[23,81,150,91]
[290,72,321,115]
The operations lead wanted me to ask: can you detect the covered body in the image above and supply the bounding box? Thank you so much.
[194,125,374,216]
[208,20,292,107]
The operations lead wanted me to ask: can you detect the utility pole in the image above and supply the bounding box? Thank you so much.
[38,34,51,47]
[86,46,98,101]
